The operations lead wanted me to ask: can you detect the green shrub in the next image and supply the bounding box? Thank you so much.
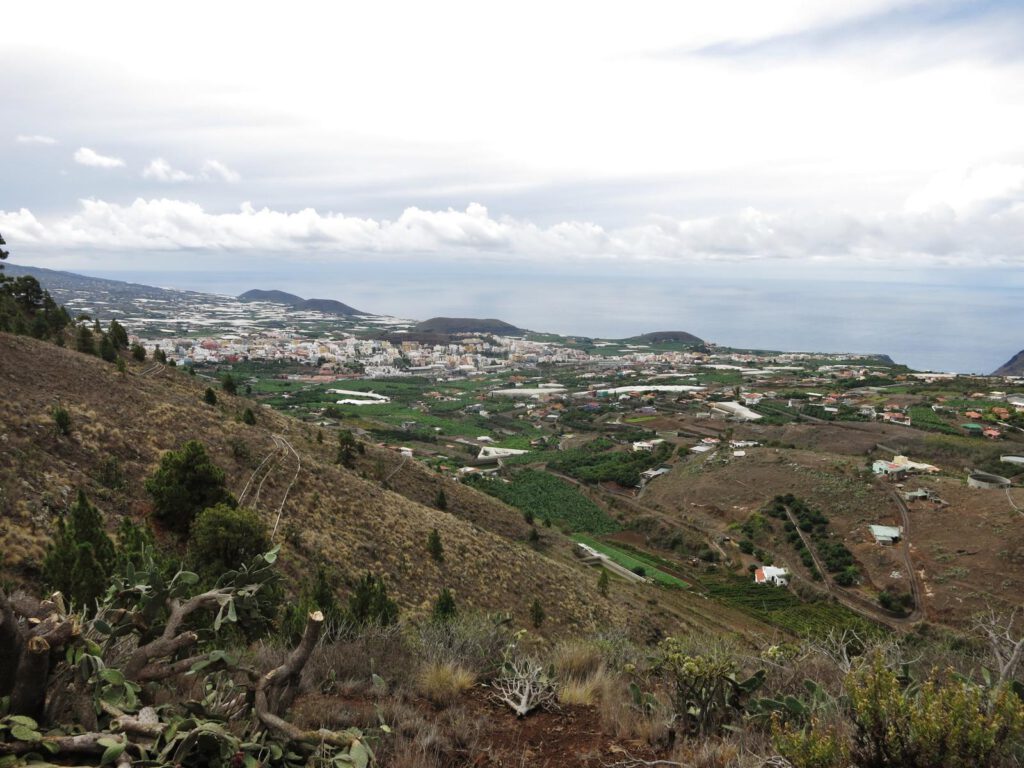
[203,387,218,405]
[130,343,146,361]
[189,504,269,576]
[51,405,71,435]
[432,587,457,622]
[845,653,1024,768]
[241,407,256,425]
[427,528,444,562]
[530,598,545,628]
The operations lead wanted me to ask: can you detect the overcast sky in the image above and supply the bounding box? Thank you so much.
[3,0,1024,274]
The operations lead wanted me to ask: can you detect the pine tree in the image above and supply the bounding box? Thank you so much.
[144,440,235,536]
[107,319,129,349]
[76,324,95,355]
[530,598,545,628]
[131,343,146,362]
[42,491,116,608]
[347,573,398,625]
[432,588,457,622]
[242,407,256,425]
[204,387,218,405]
[337,430,358,468]
[597,569,610,597]
[99,333,117,362]
[427,528,444,562]
[434,489,448,511]
[221,373,238,395]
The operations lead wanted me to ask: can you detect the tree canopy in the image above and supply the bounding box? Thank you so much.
[144,440,236,536]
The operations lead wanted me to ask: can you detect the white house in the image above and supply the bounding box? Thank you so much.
[869,524,902,545]
[754,566,789,587]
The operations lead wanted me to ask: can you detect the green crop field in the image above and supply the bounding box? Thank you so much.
[572,534,689,588]
[467,470,620,534]
[697,571,879,638]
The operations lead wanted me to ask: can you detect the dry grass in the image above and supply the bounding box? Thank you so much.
[551,638,604,682]
[416,660,476,706]
[557,666,609,706]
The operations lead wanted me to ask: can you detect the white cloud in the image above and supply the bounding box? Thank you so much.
[200,160,240,183]
[142,158,193,182]
[15,134,57,145]
[3,165,1023,265]
[73,147,125,168]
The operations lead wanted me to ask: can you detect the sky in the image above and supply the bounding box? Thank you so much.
[3,1,1024,369]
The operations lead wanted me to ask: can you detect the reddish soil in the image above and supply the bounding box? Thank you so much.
[292,687,663,767]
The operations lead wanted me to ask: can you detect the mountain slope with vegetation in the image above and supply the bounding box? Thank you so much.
[0,332,649,635]
[414,317,522,335]
[238,288,363,316]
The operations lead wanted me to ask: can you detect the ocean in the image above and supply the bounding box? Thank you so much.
[82,258,1022,375]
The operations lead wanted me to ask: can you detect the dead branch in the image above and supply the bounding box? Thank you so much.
[0,732,126,757]
[253,610,358,748]
[489,657,558,717]
[601,751,684,767]
[974,607,1024,685]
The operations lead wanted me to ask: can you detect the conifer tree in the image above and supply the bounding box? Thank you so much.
[530,598,545,628]
[598,569,610,597]
[144,440,235,536]
[432,587,457,622]
[76,324,95,355]
[347,573,397,625]
[42,491,116,607]
[107,318,129,349]
[427,528,444,562]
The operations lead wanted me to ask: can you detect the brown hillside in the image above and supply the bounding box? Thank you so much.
[0,333,773,641]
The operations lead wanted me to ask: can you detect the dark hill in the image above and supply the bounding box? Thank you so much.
[414,317,522,335]
[238,289,305,305]
[992,349,1024,377]
[629,330,704,346]
[238,289,363,316]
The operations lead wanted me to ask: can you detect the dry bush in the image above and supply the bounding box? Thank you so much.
[670,738,746,768]
[301,621,415,692]
[416,660,476,706]
[598,675,673,747]
[412,613,511,679]
[551,638,604,682]
[375,698,483,768]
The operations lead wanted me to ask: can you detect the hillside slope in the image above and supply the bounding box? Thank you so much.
[414,317,522,335]
[238,289,364,316]
[2,333,746,637]
[993,348,1024,376]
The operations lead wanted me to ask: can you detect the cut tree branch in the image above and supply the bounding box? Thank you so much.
[123,588,232,680]
[253,610,358,748]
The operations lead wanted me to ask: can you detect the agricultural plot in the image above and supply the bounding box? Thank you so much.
[698,571,878,638]
[907,406,962,435]
[548,440,672,487]
[572,534,689,588]
[467,470,620,534]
